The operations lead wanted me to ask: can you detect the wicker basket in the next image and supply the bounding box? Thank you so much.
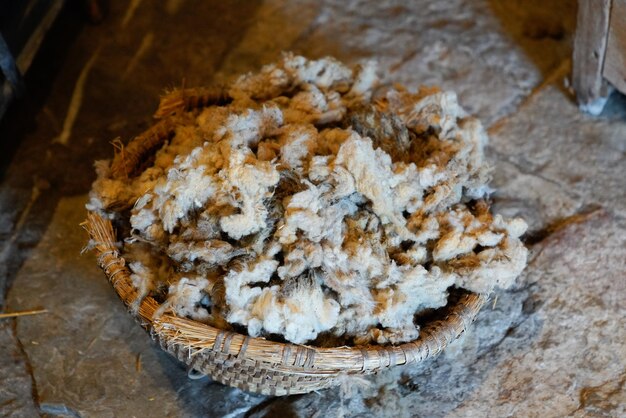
[83,88,488,396]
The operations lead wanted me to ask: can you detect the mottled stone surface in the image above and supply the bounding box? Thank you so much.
[490,86,626,221]
[1,0,625,417]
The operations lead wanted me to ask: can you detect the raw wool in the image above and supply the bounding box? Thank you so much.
[224,258,341,343]
[88,53,528,346]
[154,276,211,322]
[122,241,179,310]
[217,146,281,239]
[87,121,210,216]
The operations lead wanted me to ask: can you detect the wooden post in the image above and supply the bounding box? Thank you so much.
[572,0,612,113]
[603,0,626,95]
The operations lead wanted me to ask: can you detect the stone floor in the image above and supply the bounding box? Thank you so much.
[0,1,625,417]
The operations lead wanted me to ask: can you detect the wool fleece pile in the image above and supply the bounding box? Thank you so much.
[88,54,528,346]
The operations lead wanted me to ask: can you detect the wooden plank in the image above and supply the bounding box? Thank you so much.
[572,0,612,110]
[603,0,626,95]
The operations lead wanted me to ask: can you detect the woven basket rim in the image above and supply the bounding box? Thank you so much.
[83,212,487,374]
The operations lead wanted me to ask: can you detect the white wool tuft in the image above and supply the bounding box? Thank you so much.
[155,277,211,321]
